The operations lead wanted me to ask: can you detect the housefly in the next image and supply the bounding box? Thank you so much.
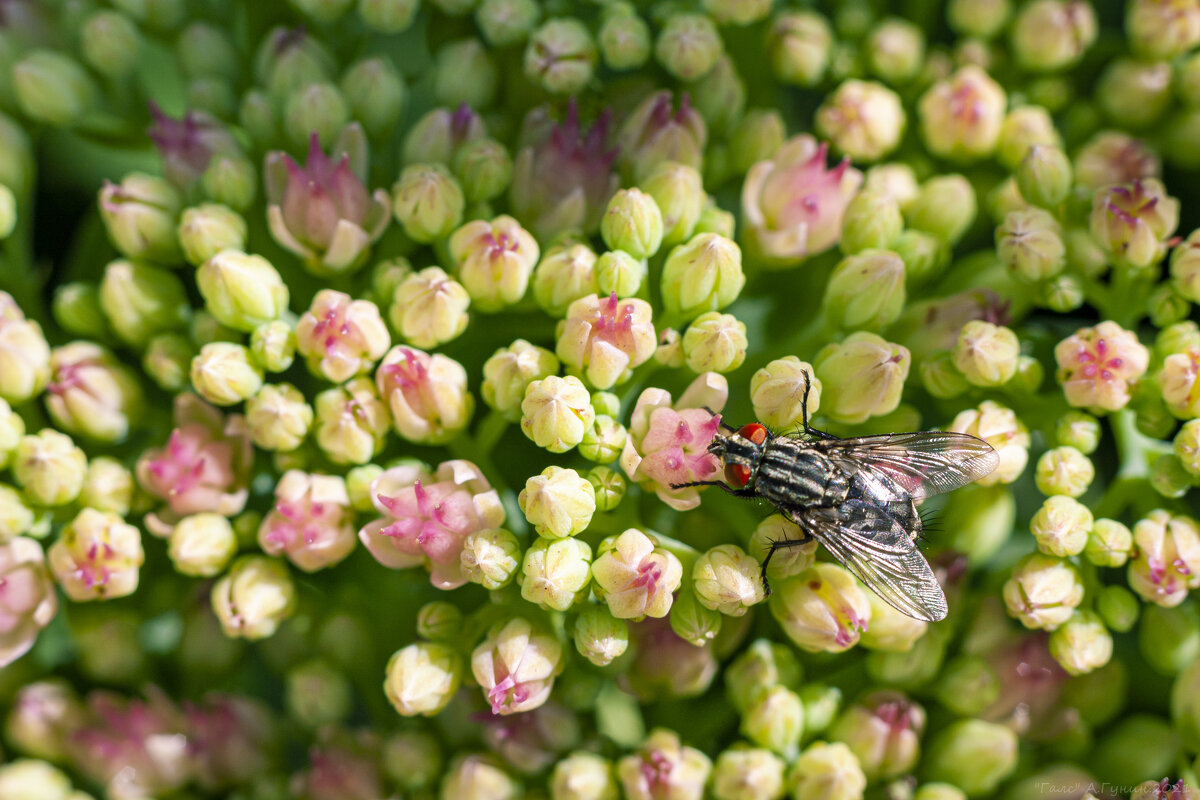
[672,372,998,622]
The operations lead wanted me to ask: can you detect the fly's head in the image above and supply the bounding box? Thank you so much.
[714,422,769,489]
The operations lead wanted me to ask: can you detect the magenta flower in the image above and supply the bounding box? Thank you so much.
[265,125,390,275]
[510,100,620,241]
[136,393,253,535]
[259,471,357,573]
[185,694,277,790]
[741,134,863,267]
[147,103,239,189]
[620,372,727,511]
[359,460,505,589]
[0,537,57,667]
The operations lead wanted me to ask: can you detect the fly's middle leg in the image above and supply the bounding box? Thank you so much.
[760,532,815,596]
[670,480,758,498]
[800,370,839,440]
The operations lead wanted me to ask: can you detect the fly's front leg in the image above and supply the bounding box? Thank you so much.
[670,480,758,498]
[800,370,839,440]
[759,506,815,596]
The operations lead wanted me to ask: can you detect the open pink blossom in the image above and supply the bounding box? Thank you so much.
[0,536,57,667]
[136,394,253,535]
[556,292,657,390]
[471,616,563,716]
[620,372,727,511]
[1054,321,1149,412]
[259,471,356,573]
[1128,510,1200,607]
[295,289,390,383]
[359,460,505,589]
[741,134,863,267]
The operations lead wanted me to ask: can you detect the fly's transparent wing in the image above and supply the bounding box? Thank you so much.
[816,431,999,502]
[792,499,948,622]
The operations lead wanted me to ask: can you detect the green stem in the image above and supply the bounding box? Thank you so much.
[1093,408,1172,519]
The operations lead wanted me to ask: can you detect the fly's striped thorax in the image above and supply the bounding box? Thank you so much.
[754,439,848,509]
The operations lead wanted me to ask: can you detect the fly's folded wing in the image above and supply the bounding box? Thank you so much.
[817,431,999,502]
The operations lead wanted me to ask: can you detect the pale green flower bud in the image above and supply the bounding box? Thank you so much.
[1017,145,1073,209]
[0,760,77,800]
[521,375,594,453]
[1035,446,1095,498]
[345,464,383,512]
[196,250,288,333]
[726,111,785,179]
[602,189,664,260]
[80,457,132,516]
[599,5,652,70]
[359,0,418,31]
[996,105,1062,170]
[1038,274,1085,314]
[738,686,802,761]
[948,0,1010,37]
[893,230,950,286]
[521,537,592,611]
[669,586,723,646]
[654,13,722,81]
[391,164,465,244]
[313,377,389,465]
[460,528,521,590]
[840,191,903,255]
[816,80,906,163]
[1049,610,1113,676]
[246,383,313,452]
[453,137,512,204]
[642,162,705,246]
[433,38,496,109]
[592,529,683,619]
[770,563,871,653]
[1097,58,1173,129]
[211,555,296,640]
[520,467,596,539]
[655,327,684,367]
[863,163,920,210]
[787,741,866,800]
[100,260,189,347]
[13,50,96,127]
[1176,418,1200,479]
[0,403,23,475]
[905,174,977,245]
[661,233,745,322]
[693,544,764,617]
[919,66,1005,161]
[689,55,745,138]
[996,208,1065,282]
[799,684,842,739]
[1097,587,1139,635]
[813,332,909,424]
[98,173,182,264]
[285,659,351,729]
[573,604,629,667]
[1031,495,1093,557]
[1011,0,1097,72]
[443,754,519,800]
[935,656,999,716]
[43,342,143,444]
[52,283,107,341]
[750,357,821,431]
[579,416,628,464]
[80,9,141,78]
[525,19,597,94]
[178,204,247,267]
[587,466,626,512]
[860,590,928,653]
[1153,452,1197,499]
[381,731,442,794]
[339,57,405,141]
[282,82,348,151]
[950,320,1019,387]
[143,333,194,391]
[473,0,538,46]
[250,320,296,374]
[1148,285,1190,328]
[748,515,817,585]
[682,312,747,374]
[949,400,1031,485]
[201,153,258,212]
[390,266,470,349]
[191,342,263,406]
[825,250,906,332]
[711,746,785,800]
[1084,518,1133,569]
[922,720,1017,796]
[449,215,539,311]
[168,513,237,577]
[552,751,619,800]
[725,638,802,715]
[1003,553,1084,629]
[482,339,560,421]
[919,352,969,399]
[1141,602,1200,676]
[768,11,833,87]
[594,251,646,298]
[385,641,462,717]
[14,430,86,507]
[534,244,598,317]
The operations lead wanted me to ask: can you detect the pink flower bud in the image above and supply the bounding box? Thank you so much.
[471,616,564,715]
[741,134,862,267]
[917,65,1007,161]
[1089,179,1179,272]
[620,372,727,511]
[769,563,872,653]
[510,101,619,241]
[296,289,391,383]
[617,91,707,182]
[557,293,657,390]
[1054,320,1149,412]
[314,377,390,465]
[591,529,684,619]
[147,103,239,188]
[623,618,719,701]
[136,394,253,534]
[45,341,144,443]
[0,537,57,667]
[448,215,540,311]
[265,129,390,275]
[1128,509,1200,607]
[5,680,85,761]
[617,728,712,800]
[48,508,143,601]
[376,346,473,445]
[359,460,505,589]
[1074,131,1160,190]
[259,471,356,572]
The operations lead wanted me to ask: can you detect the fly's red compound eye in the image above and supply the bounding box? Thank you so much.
[725,463,752,487]
[737,423,768,445]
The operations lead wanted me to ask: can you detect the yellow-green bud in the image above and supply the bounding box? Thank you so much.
[390,266,470,349]
[573,604,629,667]
[749,515,817,585]
[789,741,866,800]
[642,162,705,246]
[1038,274,1085,314]
[750,357,821,431]
[741,685,803,760]
[1056,411,1100,454]
[922,720,1018,796]
[196,250,289,333]
[693,544,764,617]
[211,555,296,640]
[391,164,465,243]
[191,342,263,406]
[1035,446,1095,498]
[1098,585,1139,633]
[1049,610,1113,676]
[79,457,132,517]
[345,464,383,513]
[599,5,652,71]
[13,430,87,507]
[13,50,97,127]
[1148,285,1191,329]
[602,188,664,260]
[520,466,596,539]
[918,67,1006,161]
[594,251,646,298]
[52,283,107,341]
[587,465,626,512]
[661,233,745,322]
[655,13,722,81]
[168,513,237,577]
[948,0,1011,37]
[935,656,1000,716]
[533,244,598,318]
[1031,495,1093,557]
[840,190,903,254]
[724,638,803,714]
[178,204,248,267]
[952,320,1019,387]
[142,333,194,392]
[521,375,594,453]
[385,642,463,717]
[768,11,833,87]
[825,249,906,332]
[996,208,1065,282]
[814,332,910,424]
[100,260,189,347]
[860,590,928,653]
[282,82,348,152]
[682,312,747,374]
[905,174,977,245]
[246,322,294,374]
[482,339,560,421]
[1016,145,1073,209]
[579,416,628,464]
[920,352,969,399]
[996,105,1062,170]
[712,746,785,800]
[816,79,906,163]
[1003,553,1084,630]
[669,586,723,646]
[98,173,183,264]
[246,383,313,452]
[520,537,592,611]
[314,378,389,465]
[453,137,512,204]
[525,19,597,94]
[460,528,521,590]
[893,229,950,286]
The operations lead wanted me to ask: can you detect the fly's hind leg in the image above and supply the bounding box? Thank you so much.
[670,480,758,498]
[760,531,815,597]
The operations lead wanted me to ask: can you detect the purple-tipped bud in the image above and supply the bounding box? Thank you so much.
[618,91,707,182]
[147,103,240,189]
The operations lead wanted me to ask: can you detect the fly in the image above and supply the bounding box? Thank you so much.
[672,372,999,622]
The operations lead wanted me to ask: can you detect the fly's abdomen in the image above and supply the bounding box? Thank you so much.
[755,441,845,509]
